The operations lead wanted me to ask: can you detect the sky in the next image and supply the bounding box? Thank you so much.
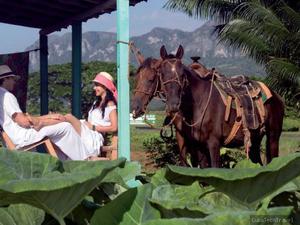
[0,0,205,53]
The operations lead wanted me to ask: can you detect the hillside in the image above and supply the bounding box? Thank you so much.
[26,22,265,76]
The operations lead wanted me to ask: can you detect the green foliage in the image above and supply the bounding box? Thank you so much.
[220,148,247,168]
[283,106,300,131]
[1,149,300,224]
[92,153,300,225]
[143,136,181,168]
[0,150,127,225]
[90,184,161,225]
[0,204,44,225]
[27,61,136,116]
[165,0,300,108]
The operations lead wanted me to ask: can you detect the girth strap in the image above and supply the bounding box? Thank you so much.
[224,98,242,145]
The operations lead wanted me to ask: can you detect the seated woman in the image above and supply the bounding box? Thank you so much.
[28,72,118,160]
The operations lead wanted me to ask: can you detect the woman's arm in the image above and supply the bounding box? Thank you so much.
[95,107,117,133]
[86,101,118,133]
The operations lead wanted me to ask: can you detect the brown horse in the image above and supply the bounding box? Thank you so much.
[159,45,285,167]
[131,55,209,167]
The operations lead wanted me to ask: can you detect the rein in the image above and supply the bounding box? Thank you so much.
[182,71,216,128]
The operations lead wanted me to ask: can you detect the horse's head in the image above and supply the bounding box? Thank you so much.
[131,57,161,118]
[159,45,186,113]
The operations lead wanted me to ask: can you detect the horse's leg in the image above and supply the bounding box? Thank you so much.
[175,131,188,166]
[266,124,281,163]
[207,137,221,168]
[249,131,263,165]
[265,97,284,163]
[197,148,210,168]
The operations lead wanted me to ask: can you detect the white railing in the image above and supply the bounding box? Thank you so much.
[129,113,156,125]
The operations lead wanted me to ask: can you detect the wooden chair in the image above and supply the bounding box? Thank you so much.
[0,125,58,158]
[101,133,118,160]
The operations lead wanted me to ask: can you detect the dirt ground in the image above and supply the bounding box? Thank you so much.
[131,150,158,174]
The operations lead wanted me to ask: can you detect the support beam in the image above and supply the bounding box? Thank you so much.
[40,34,48,115]
[71,21,82,118]
[117,0,130,160]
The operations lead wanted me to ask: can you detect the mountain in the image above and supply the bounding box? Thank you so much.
[27,22,265,76]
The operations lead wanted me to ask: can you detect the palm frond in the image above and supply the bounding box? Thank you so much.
[219,20,270,64]
[271,2,300,32]
[164,0,245,22]
[165,0,300,104]
[267,58,300,82]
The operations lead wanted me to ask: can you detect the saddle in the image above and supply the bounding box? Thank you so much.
[189,56,211,78]
[189,56,273,155]
[215,74,262,129]
[214,73,274,157]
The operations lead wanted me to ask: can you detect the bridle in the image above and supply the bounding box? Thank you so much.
[133,63,166,115]
[159,58,188,114]
[133,75,160,97]
[159,59,186,90]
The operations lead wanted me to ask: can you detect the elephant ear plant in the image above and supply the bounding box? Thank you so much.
[90,154,300,225]
[1,149,300,225]
[0,150,128,225]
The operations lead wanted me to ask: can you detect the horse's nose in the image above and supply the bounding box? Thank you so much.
[131,99,143,118]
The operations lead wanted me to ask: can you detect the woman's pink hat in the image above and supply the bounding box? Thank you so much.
[93,72,118,102]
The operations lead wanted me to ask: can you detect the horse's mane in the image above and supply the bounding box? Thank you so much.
[136,57,156,74]
[183,64,213,81]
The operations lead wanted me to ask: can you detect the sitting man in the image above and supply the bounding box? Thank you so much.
[0,64,89,160]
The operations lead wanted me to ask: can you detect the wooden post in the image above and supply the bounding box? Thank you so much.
[72,21,82,118]
[39,34,48,115]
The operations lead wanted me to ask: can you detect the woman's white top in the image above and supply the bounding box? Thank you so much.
[80,103,116,157]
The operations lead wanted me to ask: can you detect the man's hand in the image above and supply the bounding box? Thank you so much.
[12,112,32,128]
[48,113,66,121]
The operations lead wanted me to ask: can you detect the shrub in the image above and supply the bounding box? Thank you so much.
[143,136,180,168]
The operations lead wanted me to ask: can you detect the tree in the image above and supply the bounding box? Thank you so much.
[27,61,137,116]
[165,0,300,107]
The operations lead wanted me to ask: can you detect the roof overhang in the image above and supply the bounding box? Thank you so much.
[0,0,147,35]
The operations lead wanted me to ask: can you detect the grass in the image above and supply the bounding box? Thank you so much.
[131,110,300,151]
[278,132,300,155]
[283,117,300,131]
[130,111,167,152]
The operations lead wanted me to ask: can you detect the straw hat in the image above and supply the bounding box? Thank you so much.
[0,65,20,80]
[92,72,118,101]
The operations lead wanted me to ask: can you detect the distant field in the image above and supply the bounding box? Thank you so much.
[130,111,300,154]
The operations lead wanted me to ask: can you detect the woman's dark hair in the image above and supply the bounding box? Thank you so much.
[92,89,117,117]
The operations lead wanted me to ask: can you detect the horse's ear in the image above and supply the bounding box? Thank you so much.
[130,42,144,65]
[176,45,184,59]
[136,51,145,65]
[160,45,168,60]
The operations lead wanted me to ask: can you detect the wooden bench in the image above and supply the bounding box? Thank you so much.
[0,125,58,157]
[101,133,118,160]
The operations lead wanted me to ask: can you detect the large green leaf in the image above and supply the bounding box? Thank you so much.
[151,168,170,188]
[142,206,293,225]
[260,176,300,210]
[0,204,44,225]
[90,183,161,225]
[0,150,126,225]
[164,153,300,205]
[91,161,142,202]
[150,182,249,217]
[101,161,142,187]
